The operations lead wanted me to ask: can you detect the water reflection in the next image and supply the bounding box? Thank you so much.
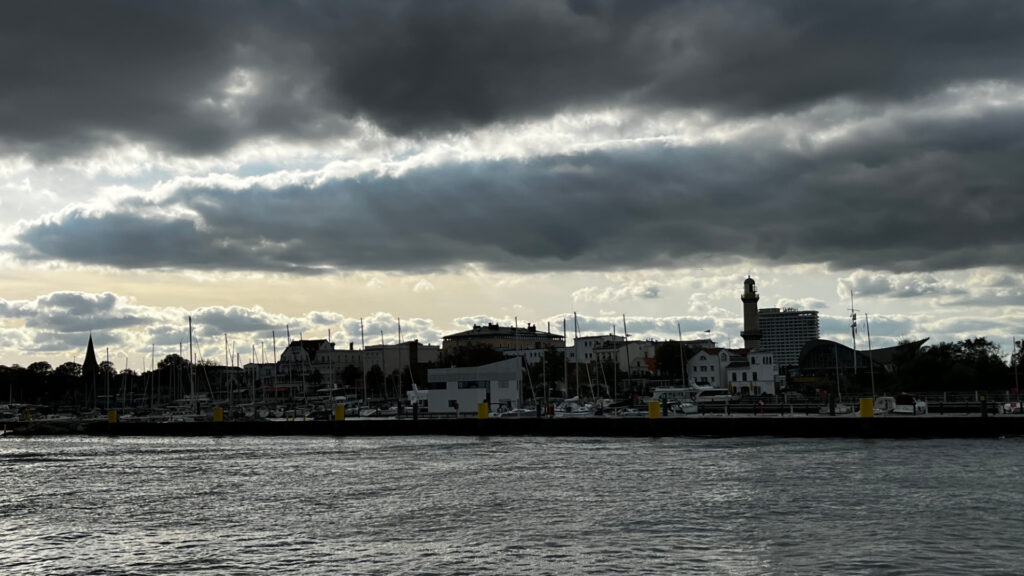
[1,436,1022,574]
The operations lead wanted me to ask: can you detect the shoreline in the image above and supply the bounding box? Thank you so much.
[4,414,1024,438]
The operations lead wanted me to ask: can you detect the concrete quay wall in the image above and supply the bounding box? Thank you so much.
[6,415,1024,438]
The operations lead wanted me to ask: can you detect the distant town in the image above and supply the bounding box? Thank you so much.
[2,278,1021,418]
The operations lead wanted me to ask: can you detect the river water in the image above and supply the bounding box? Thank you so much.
[1,435,1022,575]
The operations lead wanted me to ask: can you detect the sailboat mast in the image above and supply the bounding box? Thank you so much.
[677,323,685,386]
[866,312,875,399]
[188,316,196,414]
[360,318,366,404]
[573,313,580,398]
[622,315,631,398]
[849,291,858,375]
[562,317,568,397]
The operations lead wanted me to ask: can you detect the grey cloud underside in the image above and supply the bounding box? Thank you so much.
[15,105,1024,273]
[4,1,1024,157]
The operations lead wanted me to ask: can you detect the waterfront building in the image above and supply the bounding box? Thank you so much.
[798,338,928,378]
[688,348,738,388]
[758,308,821,370]
[593,339,657,376]
[688,347,779,394]
[269,338,439,396]
[503,347,547,366]
[363,341,441,377]
[568,334,625,364]
[724,349,779,395]
[423,358,522,414]
[442,323,564,353]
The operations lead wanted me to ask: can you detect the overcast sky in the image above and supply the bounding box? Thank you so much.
[1,0,1022,369]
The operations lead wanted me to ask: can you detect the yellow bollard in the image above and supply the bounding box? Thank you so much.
[213,407,224,422]
[860,398,874,418]
[648,401,662,419]
[26,409,31,422]
[108,410,118,423]
[477,402,489,419]
[334,405,345,421]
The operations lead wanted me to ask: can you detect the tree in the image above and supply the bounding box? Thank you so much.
[98,361,117,378]
[341,364,361,389]
[158,354,189,370]
[366,365,385,398]
[55,362,82,379]
[654,342,699,380]
[896,338,1010,391]
[27,361,53,376]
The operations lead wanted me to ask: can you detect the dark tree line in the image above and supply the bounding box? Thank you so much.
[879,337,1019,393]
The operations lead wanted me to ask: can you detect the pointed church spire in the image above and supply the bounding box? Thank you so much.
[83,333,99,377]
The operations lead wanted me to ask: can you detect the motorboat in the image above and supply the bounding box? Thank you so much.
[874,396,896,415]
[891,393,928,415]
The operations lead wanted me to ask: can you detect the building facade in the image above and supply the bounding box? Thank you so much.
[424,358,522,414]
[725,349,779,395]
[758,308,820,370]
[442,323,564,353]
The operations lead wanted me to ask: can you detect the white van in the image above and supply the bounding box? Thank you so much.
[693,389,734,403]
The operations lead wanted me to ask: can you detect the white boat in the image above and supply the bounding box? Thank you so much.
[554,396,594,417]
[874,396,896,415]
[667,401,699,415]
[818,402,855,415]
[891,393,928,415]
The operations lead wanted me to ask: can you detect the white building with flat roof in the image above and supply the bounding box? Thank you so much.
[424,358,522,414]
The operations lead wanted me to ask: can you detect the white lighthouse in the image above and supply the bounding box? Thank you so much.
[740,277,762,350]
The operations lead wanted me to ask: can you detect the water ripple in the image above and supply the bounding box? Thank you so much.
[1,436,1022,574]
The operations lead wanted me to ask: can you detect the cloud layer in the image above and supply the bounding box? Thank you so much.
[14,114,1024,274]
[4,1,1024,159]
[3,2,1023,368]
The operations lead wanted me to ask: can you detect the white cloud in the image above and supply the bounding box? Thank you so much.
[572,283,661,303]
[412,279,435,293]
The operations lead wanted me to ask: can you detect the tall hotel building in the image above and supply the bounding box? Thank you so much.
[758,308,820,369]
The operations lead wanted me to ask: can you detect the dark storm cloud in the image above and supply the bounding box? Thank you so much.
[14,99,1024,274]
[4,1,1024,157]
